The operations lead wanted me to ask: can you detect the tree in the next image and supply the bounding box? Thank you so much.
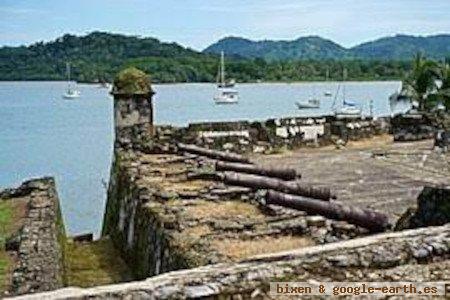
[436,62,450,111]
[402,53,439,110]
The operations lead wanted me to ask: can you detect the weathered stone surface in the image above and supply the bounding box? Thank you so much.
[396,186,450,230]
[148,116,391,155]
[1,178,65,296]
[102,151,323,278]
[11,224,450,300]
[391,112,437,142]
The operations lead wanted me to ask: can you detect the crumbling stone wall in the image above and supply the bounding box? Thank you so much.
[13,224,450,299]
[1,178,66,295]
[391,112,438,141]
[114,97,154,151]
[330,117,390,143]
[102,153,194,279]
[157,116,390,154]
[396,186,450,230]
[112,68,155,151]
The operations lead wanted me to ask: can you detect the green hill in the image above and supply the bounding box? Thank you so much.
[0,32,216,82]
[351,34,450,60]
[204,36,347,60]
[0,32,430,83]
[204,34,450,61]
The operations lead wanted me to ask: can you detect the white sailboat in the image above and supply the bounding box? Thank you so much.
[324,67,333,97]
[214,51,239,104]
[296,99,320,109]
[296,82,320,109]
[62,63,80,99]
[333,69,362,118]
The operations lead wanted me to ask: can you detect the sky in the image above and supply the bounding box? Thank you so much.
[0,0,449,50]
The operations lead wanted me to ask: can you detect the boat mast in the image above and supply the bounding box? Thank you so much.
[343,68,347,103]
[220,51,225,86]
[66,62,71,91]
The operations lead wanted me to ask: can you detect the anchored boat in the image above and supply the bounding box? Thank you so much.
[296,99,320,109]
[333,69,362,118]
[296,82,321,109]
[62,62,80,99]
[214,51,239,104]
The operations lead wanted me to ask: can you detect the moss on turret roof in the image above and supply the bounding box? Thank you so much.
[112,67,153,96]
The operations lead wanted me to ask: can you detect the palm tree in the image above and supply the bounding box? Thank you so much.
[436,62,450,111]
[402,53,439,111]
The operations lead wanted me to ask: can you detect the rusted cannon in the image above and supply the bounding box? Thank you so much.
[216,161,298,180]
[221,172,333,200]
[266,190,390,232]
[177,143,251,164]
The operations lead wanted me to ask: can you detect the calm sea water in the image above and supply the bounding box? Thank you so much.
[0,81,405,236]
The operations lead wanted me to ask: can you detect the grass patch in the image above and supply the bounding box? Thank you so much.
[0,201,15,294]
[0,253,11,294]
[0,201,14,243]
[65,238,133,288]
[184,200,265,220]
[212,236,314,261]
[183,225,211,238]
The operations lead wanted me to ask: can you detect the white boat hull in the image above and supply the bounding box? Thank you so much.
[63,91,80,99]
[214,87,239,104]
[296,99,320,109]
[335,106,362,118]
[214,95,239,104]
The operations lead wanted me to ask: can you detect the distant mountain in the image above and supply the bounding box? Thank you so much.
[204,34,450,60]
[351,34,450,60]
[203,36,347,60]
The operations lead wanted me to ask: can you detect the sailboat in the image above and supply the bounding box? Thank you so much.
[324,67,333,97]
[296,99,320,109]
[214,51,239,104]
[333,69,362,118]
[62,62,80,99]
[296,84,320,109]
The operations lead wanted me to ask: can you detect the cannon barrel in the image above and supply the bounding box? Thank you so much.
[177,143,251,164]
[216,161,298,180]
[266,190,390,232]
[221,172,332,201]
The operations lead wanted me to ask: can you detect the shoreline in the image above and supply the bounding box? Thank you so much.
[0,79,403,85]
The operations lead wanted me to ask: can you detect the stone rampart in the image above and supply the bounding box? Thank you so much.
[1,178,66,295]
[155,116,391,154]
[12,224,450,299]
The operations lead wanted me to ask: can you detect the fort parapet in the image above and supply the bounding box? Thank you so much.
[0,178,65,296]
[11,224,450,299]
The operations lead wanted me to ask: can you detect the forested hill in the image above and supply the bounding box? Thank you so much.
[0,32,217,82]
[0,32,435,83]
[204,34,450,61]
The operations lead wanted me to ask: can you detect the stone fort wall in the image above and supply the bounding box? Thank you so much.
[11,224,450,299]
[1,178,66,296]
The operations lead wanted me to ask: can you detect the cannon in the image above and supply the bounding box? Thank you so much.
[177,143,251,164]
[265,190,390,232]
[221,172,333,201]
[216,161,298,180]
